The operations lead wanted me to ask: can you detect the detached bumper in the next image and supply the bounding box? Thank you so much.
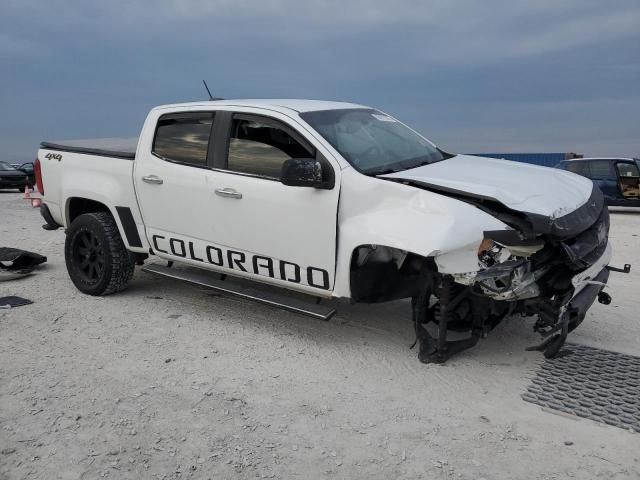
[565,241,611,329]
[570,241,612,298]
[566,267,609,330]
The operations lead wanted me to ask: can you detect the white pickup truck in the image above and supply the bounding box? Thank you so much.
[36,99,625,363]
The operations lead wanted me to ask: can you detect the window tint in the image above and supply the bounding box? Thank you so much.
[564,161,590,177]
[153,112,214,167]
[227,117,313,178]
[617,162,640,177]
[588,161,615,179]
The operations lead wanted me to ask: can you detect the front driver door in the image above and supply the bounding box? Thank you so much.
[205,111,340,295]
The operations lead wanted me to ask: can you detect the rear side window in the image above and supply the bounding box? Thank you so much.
[227,116,314,179]
[153,112,214,167]
[588,160,616,179]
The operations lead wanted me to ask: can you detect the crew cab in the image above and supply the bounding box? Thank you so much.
[35,99,625,363]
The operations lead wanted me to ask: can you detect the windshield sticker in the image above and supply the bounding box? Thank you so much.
[371,114,396,122]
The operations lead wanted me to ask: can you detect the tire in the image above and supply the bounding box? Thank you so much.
[65,212,134,295]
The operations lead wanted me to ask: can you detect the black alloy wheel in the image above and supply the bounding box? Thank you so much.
[72,229,105,284]
[65,212,134,295]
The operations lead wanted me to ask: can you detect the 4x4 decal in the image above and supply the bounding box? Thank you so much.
[44,152,63,161]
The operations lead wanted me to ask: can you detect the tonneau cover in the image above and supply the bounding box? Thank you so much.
[40,137,138,160]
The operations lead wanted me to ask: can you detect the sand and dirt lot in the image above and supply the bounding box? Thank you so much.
[1,192,639,479]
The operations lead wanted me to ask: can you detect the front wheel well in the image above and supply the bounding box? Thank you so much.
[67,197,111,225]
[349,245,437,303]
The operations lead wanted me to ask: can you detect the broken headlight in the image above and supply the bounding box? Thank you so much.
[478,236,545,268]
[478,239,511,268]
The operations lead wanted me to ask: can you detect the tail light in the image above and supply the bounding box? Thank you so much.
[35,158,44,195]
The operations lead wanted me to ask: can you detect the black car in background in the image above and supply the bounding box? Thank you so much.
[14,162,35,188]
[0,161,30,191]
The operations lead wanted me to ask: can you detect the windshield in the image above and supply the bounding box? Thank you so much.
[0,161,16,171]
[300,108,451,175]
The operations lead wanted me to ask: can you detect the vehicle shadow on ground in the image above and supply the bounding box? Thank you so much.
[123,267,541,366]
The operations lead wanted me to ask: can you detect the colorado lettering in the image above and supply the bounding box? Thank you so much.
[151,234,330,290]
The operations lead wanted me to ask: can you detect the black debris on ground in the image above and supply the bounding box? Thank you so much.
[0,296,34,309]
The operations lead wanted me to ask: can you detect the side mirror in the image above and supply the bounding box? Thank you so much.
[281,158,324,188]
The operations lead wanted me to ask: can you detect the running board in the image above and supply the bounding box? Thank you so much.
[142,263,336,321]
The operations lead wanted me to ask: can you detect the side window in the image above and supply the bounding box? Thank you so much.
[152,112,214,167]
[616,162,640,177]
[565,162,590,177]
[227,116,314,179]
[588,161,615,179]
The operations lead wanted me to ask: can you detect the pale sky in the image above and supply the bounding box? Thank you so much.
[1,0,639,162]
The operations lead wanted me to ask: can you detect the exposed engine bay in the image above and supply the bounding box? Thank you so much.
[350,183,630,363]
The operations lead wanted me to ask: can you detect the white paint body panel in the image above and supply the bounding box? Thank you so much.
[332,168,508,297]
[36,150,148,253]
[382,154,594,218]
[37,98,606,300]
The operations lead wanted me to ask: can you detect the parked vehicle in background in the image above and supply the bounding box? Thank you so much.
[0,161,30,191]
[557,158,640,207]
[15,162,35,187]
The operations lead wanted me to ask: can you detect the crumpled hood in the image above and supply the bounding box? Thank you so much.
[380,154,594,218]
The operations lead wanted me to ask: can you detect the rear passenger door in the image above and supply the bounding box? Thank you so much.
[134,110,220,258]
[206,112,340,294]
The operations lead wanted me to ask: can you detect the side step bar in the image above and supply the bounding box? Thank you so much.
[142,263,337,321]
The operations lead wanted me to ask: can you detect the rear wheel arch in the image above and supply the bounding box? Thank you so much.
[66,197,111,226]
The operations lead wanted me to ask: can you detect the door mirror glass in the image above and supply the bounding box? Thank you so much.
[281,158,323,187]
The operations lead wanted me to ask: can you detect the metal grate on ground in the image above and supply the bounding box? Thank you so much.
[522,343,640,432]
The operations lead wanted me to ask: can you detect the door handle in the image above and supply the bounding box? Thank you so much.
[142,175,163,185]
[215,187,242,199]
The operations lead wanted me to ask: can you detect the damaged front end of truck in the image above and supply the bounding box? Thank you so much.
[420,184,620,363]
[352,178,629,364]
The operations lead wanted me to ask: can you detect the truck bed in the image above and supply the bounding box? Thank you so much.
[40,137,138,160]
[38,137,142,234]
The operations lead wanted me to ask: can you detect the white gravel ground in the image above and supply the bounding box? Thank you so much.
[1,192,639,479]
